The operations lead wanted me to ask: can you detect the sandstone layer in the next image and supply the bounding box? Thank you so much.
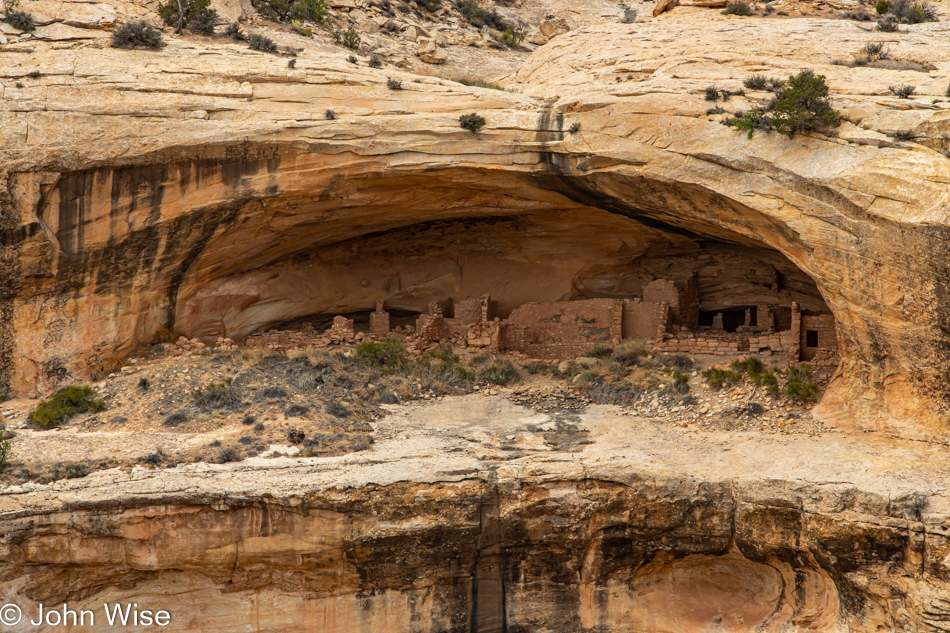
[4,0,950,416]
[2,396,950,632]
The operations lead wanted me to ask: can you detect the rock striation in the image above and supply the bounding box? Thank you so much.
[2,397,950,632]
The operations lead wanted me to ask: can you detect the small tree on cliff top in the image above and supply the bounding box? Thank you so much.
[732,70,841,138]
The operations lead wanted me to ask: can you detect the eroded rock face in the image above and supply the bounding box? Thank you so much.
[3,16,950,437]
[0,470,943,632]
[4,389,950,631]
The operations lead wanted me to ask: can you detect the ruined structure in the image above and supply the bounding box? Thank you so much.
[6,1,950,628]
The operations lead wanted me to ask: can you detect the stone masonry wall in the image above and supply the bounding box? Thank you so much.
[622,299,663,339]
[505,299,623,359]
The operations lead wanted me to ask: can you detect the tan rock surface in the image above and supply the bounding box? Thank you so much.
[417,35,448,63]
[2,394,950,631]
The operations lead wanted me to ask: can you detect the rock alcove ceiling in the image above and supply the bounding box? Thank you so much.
[6,138,947,440]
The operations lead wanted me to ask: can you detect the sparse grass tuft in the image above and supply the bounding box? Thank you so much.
[890,129,916,141]
[743,75,768,90]
[889,84,916,99]
[192,378,241,410]
[877,16,899,30]
[862,41,889,62]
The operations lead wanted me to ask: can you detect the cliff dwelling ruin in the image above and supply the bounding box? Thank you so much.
[10,3,950,628]
[247,273,839,367]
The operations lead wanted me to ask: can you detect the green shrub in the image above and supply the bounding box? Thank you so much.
[225,21,244,39]
[568,122,581,134]
[785,364,818,402]
[672,369,690,393]
[875,0,889,12]
[355,337,408,371]
[158,0,217,33]
[252,0,329,23]
[112,21,163,49]
[730,108,773,138]
[887,0,935,22]
[457,0,486,25]
[732,356,764,378]
[368,53,383,67]
[460,112,486,133]
[325,108,337,119]
[728,356,779,391]
[0,438,9,472]
[525,361,546,374]
[500,23,527,48]
[248,33,277,51]
[702,367,743,389]
[704,85,720,101]
[767,70,841,137]
[0,376,8,403]
[333,26,360,50]
[189,6,218,34]
[723,0,752,15]
[29,386,106,429]
[386,76,403,90]
[5,10,34,31]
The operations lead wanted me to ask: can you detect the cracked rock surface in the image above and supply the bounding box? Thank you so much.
[2,395,950,631]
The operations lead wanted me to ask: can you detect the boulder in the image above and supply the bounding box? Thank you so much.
[653,0,679,16]
[404,24,429,40]
[416,37,447,63]
[539,18,570,37]
[527,30,549,45]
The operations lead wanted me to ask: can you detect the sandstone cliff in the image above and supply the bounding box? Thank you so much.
[5,8,950,438]
[2,396,950,632]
